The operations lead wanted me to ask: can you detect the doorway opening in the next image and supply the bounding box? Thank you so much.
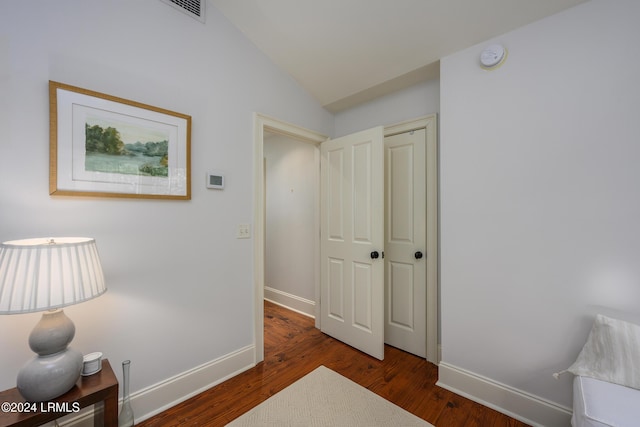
[253,113,327,363]
[263,131,319,317]
[253,113,438,364]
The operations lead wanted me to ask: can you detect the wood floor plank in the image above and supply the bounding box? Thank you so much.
[137,301,530,427]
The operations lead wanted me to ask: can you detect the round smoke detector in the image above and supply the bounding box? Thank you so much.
[480,44,507,69]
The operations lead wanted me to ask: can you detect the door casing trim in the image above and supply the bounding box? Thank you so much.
[253,113,327,363]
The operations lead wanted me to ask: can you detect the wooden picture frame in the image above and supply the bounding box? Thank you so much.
[49,81,191,200]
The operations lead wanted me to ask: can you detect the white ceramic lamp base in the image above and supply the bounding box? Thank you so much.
[17,310,83,402]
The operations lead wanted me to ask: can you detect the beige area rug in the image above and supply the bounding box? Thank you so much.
[226,365,434,426]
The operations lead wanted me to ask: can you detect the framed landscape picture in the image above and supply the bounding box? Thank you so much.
[49,81,191,199]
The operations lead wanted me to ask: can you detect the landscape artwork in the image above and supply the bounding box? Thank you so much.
[50,80,191,199]
[84,116,170,178]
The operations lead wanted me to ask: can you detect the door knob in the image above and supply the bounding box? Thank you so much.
[414,251,423,259]
[370,251,380,259]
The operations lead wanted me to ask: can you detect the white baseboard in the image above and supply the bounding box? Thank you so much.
[264,286,315,318]
[437,362,572,427]
[57,345,256,426]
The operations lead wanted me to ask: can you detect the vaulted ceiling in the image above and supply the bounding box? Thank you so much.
[211,0,588,111]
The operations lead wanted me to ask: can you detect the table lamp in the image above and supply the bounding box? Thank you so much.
[0,237,106,402]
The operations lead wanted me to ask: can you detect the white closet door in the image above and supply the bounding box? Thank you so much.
[384,129,427,358]
[320,126,385,360]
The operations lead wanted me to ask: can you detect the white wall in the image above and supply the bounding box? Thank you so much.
[334,78,440,137]
[264,135,318,309]
[0,0,332,420]
[439,0,640,417]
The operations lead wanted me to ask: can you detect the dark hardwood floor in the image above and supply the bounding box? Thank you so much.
[137,301,529,426]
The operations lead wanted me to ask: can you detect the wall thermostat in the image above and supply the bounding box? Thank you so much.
[206,172,225,190]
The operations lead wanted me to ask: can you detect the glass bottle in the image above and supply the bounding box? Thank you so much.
[118,360,135,427]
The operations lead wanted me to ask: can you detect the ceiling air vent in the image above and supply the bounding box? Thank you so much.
[160,0,205,23]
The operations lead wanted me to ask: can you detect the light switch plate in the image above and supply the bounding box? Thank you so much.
[237,224,251,239]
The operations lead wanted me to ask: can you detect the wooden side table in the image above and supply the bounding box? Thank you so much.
[0,359,118,427]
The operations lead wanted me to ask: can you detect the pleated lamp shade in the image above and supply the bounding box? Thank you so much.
[0,237,106,314]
